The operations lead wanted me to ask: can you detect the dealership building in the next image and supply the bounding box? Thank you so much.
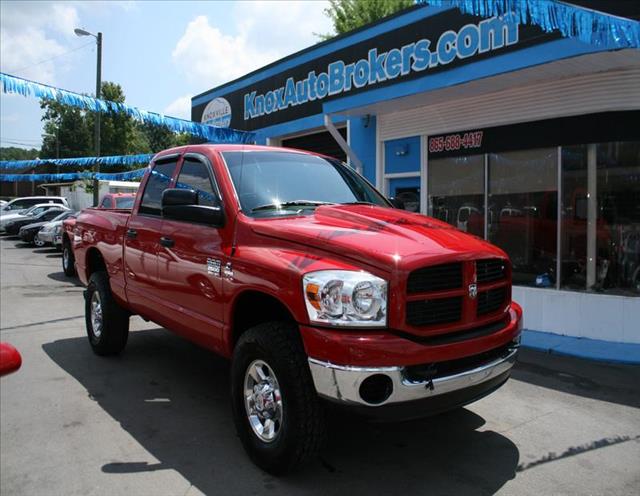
[192,2,640,350]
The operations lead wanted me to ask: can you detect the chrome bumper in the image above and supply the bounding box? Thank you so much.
[38,231,55,243]
[308,346,518,407]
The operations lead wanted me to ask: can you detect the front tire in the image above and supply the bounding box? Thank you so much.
[231,322,326,475]
[34,235,45,247]
[85,271,129,355]
[62,240,76,277]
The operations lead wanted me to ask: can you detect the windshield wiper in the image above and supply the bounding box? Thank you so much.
[251,200,334,212]
[341,201,376,206]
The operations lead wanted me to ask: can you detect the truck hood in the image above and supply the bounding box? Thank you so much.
[248,205,506,272]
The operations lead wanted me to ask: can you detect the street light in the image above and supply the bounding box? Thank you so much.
[75,27,102,206]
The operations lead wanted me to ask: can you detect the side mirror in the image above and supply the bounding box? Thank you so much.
[161,188,225,227]
[389,197,405,210]
[0,342,22,377]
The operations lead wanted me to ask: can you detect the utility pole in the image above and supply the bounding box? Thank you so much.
[93,32,102,206]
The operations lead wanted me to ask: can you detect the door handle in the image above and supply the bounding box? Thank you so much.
[160,236,175,248]
[126,228,137,239]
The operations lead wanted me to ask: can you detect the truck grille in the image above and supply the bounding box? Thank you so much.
[406,296,463,326]
[477,287,508,315]
[407,262,462,293]
[476,259,506,283]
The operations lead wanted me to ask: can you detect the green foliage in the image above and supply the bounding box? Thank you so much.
[39,81,195,172]
[0,147,40,161]
[319,0,415,39]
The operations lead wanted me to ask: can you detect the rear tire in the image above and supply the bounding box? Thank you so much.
[231,322,326,475]
[62,240,76,277]
[85,271,129,355]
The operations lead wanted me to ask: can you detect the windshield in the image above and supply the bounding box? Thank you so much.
[52,211,72,222]
[115,197,135,209]
[222,151,389,217]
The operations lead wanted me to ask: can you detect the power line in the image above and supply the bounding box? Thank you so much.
[4,41,94,75]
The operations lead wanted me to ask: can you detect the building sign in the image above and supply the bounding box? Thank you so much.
[201,97,232,127]
[192,10,558,131]
[244,14,518,121]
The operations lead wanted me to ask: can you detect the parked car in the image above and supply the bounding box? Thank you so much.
[98,193,136,210]
[19,210,76,246]
[0,200,7,206]
[1,203,69,232]
[5,206,69,235]
[0,342,22,377]
[0,196,68,215]
[38,211,77,249]
[70,144,522,474]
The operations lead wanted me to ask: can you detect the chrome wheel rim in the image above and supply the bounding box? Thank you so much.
[34,235,44,247]
[90,291,103,338]
[63,247,70,270]
[243,359,283,443]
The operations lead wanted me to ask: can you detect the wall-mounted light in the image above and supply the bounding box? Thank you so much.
[362,114,372,128]
[395,144,409,156]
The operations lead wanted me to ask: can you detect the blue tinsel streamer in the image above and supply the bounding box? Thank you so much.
[0,168,148,182]
[0,154,155,170]
[418,0,640,48]
[0,73,256,144]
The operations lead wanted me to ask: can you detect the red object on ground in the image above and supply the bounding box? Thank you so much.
[0,342,22,377]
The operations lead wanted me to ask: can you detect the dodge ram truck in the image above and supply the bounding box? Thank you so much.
[70,144,522,474]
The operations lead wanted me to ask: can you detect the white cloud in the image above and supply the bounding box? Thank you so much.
[0,1,130,84]
[172,1,332,88]
[164,94,193,120]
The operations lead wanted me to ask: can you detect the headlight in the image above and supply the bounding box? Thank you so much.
[303,270,387,327]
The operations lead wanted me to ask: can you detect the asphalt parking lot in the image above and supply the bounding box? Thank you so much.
[1,236,639,496]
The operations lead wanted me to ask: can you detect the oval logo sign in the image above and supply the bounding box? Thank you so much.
[201,97,232,127]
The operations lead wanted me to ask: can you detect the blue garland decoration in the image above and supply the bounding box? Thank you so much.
[0,72,256,144]
[0,168,148,182]
[0,153,155,170]
[418,0,640,48]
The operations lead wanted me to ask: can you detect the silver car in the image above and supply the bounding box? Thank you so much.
[37,211,77,247]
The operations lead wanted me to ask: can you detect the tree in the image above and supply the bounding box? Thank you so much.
[319,0,415,39]
[0,147,40,161]
[39,81,195,172]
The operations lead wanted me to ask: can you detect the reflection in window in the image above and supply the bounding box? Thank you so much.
[488,148,557,287]
[176,159,217,206]
[596,142,640,296]
[428,155,484,237]
[139,161,176,216]
[560,145,589,290]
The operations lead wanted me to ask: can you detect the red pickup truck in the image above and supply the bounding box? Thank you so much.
[69,144,522,474]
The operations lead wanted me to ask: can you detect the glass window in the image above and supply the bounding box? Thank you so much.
[389,177,420,213]
[222,151,389,217]
[101,197,113,209]
[596,142,640,296]
[428,155,484,237]
[115,197,135,209]
[139,161,177,216]
[488,148,557,287]
[560,145,588,290]
[176,159,217,206]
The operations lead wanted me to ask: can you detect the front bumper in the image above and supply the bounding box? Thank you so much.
[309,344,518,408]
[38,230,55,243]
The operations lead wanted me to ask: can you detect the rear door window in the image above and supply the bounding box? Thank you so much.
[101,197,113,209]
[139,160,178,216]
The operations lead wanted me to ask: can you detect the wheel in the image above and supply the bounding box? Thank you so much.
[62,240,76,277]
[231,322,326,475]
[34,235,45,247]
[85,271,129,355]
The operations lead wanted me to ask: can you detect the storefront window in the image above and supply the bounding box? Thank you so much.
[560,145,588,290]
[428,155,484,237]
[596,142,640,296]
[488,148,557,287]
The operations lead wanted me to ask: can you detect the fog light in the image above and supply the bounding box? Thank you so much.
[359,374,393,405]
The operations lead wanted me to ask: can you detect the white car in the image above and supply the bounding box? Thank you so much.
[37,211,77,247]
[0,196,68,216]
[0,203,68,232]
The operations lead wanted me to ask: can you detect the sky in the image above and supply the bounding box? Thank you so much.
[0,0,333,150]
